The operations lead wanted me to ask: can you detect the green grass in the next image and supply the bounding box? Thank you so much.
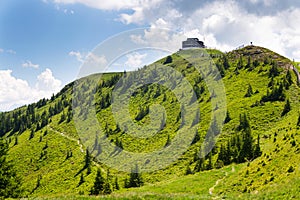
[3,45,300,199]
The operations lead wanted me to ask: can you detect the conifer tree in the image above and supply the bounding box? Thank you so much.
[206,152,213,170]
[269,61,280,77]
[14,136,18,146]
[246,56,252,69]
[253,135,262,158]
[185,166,193,175]
[90,168,105,195]
[59,111,66,123]
[240,127,253,162]
[297,112,300,127]
[0,138,22,198]
[85,149,92,174]
[245,84,254,97]
[114,177,120,190]
[78,173,85,186]
[224,111,231,124]
[128,164,143,188]
[281,99,291,116]
[224,141,231,165]
[103,170,112,194]
[194,157,205,172]
[237,56,244,69]
[29,129,35,140]
[222,55,230,70]
[164,134,171,147]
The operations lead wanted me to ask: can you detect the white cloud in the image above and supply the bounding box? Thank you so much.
[0,48,16,54]
[69,51,107,66]
[0,69,62,111]
[7,49,16,54]
[49,0,157,11]
[51,0,300,61]
[63,8,75,14]
[22,60,40,69]
[69,51,84,63]
[126,0,300,60]
[125,52,147,70]
[85,52,107,67]
[36,68,62,91]
[249,0,275,6]
[130,28,185,52]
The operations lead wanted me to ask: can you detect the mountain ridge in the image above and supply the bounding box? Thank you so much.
[0,45,299,199]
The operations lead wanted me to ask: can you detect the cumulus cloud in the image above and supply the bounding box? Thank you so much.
[130,28,185,52]
[50,0,300,60]
[124,52,147,70]
[69,51,107,66]
[0,48,16,54]
[6,49,16,54]
[124,0,300,60]
[36,68,62,91]
[48,0,149,10]
[22,60,40,69]
[69,51,84,63]
[0,69,62,111]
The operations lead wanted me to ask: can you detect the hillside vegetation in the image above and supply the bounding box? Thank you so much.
[0,45,299,199]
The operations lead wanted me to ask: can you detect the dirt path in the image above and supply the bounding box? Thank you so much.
[48,126,84,153]
[290,65,300,84]
[209,166,235,198]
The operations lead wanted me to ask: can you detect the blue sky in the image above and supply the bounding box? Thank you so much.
[1,0,300,111]
[0,0,137,85]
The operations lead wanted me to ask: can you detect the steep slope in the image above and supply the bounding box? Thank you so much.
[0,45,299,199]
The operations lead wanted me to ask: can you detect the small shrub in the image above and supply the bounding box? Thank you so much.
[287,166,295,173]
[291,140,296,147]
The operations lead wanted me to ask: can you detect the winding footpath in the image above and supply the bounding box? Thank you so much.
[47,125,84,153]
[209,166,235,198]
[290,64,300,84]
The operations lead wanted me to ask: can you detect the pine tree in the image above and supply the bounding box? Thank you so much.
[245,84,254,97]
[0,138,22,198]
[163,56,173,64]
[103,170,112,194]
[225,141,231,165]
[85,149,92,174]
[14,136,18,146]
[206,152,213,170]
[185,165,193,175]
[217,144,226,163]
[164,134,171,147]
[286,70,293,86]
[281,99,291,116]
[29,129,35,140]
[237,56,243,69]
[59,111,66,123]
[246,56,252,69]
[240,128,253,162]
[90,168,105,195]
[222,55,230,70]
[253,135,262,158]
[269,61,280,77]
[114,177,120,190]
[78,173,85,186]
[194,157,205,172]
[238,113,250,131]
[128,164,143,188]
[224,111,231,124]
[297,112,300,126]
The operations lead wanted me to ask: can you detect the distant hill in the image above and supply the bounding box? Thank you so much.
[0,45,299,199]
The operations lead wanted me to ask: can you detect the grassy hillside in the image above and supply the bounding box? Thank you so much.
[1,45,299,199]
